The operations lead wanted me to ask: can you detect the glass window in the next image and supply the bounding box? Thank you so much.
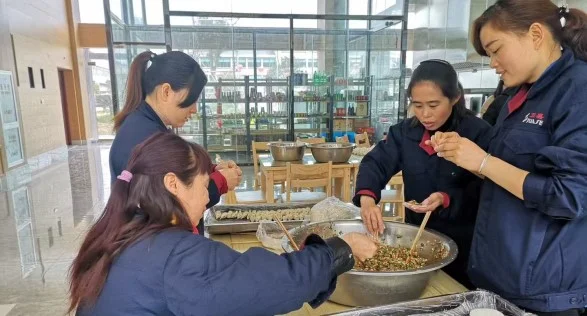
[293,59,307,70]
[109,0,123,21]
[88,48,115,140]
[169,0,319,14]
[145,0,164,25]
[371,0,405,16]
[198,57,211,67]
[131,0,144,25]
[218,58,232,68]
[79,0,106,23]
[261,58,276,68]
[349,0,368,29]
[236,57,245,67]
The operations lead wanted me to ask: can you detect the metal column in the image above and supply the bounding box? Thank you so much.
[103,0,119,114]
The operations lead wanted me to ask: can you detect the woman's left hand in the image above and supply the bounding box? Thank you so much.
[404,192,444,213]
[431,133,487,172]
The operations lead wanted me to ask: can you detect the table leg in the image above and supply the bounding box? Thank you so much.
[264,171,275,204]
[342,168,351,202]
[333,177,343,200]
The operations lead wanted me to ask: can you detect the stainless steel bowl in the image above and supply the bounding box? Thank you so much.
[282,220,458,307]
[268,141,305,161]
[308,142,356,163]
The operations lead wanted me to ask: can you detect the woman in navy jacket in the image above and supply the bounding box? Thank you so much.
[109,50,242,234]
[70,132,378,316]
[433,1,587,315]
[353,59,491,288]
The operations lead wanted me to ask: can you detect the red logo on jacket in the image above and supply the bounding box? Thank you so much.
[523,113,544,126]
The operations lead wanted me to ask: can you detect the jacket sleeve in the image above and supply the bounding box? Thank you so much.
[352,123,403,206]
[522,96,587,220]
[206,170,228,209]
[163,234,353,316]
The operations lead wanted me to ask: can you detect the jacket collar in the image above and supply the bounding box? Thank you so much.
[527,47,575,99]
[406,119,426,142]
[138,101,167,130]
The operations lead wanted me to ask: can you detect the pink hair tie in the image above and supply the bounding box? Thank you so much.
[117,170,133,183]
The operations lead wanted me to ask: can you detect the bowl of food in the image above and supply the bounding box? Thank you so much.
[268,141,306,161]
[307,142,356,163]
[282,220,458,307]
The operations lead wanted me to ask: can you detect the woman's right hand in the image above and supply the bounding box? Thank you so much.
[360,196,384,236]
[342,233,378,262]
[218,167,242,191]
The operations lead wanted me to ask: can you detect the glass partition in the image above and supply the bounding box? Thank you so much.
[104,0,408,160]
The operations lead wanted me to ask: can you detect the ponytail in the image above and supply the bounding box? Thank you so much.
[113,51,154,132]
[68,178,136,313]
[562,8,587,61]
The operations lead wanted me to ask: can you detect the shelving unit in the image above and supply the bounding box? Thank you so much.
[177,75,374,153]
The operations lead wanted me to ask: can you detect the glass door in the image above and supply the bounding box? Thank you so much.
[369,20,403,142]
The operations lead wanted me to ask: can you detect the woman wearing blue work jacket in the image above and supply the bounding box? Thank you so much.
[432,1,587,315]
[109,51,243,234]
[354,59,491,289]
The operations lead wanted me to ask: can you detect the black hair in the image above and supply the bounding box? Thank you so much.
[494,80,505,97]
[472,0,587,61]
[408,59,473,130]
[114,51,207,131]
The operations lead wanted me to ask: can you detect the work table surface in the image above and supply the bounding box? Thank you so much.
[209,232,468,316]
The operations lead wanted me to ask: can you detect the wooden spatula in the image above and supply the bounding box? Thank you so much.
[410,211,431,253]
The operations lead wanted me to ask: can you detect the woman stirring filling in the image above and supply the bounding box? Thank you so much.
[70,132,378,316]
[432,1,587,315]
[353,59,491,288]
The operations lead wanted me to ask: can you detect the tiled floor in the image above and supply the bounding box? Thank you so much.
[0,143,258,315]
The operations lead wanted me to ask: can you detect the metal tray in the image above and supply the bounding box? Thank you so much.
[327,290,533,316]
[204,202,315,234]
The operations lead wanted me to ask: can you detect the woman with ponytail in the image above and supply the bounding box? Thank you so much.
[71,132,378,315]
[431,1,587,314]
[353,59,491,288]
[109,51,242,232]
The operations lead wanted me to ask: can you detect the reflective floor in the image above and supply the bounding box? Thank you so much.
[0,144,257,316]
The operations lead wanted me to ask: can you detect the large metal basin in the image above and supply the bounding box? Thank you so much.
[308,142,356,163]
[281,220,458,307]
[268,141,305,161]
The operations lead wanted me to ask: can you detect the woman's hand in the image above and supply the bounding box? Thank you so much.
[427,131,459,148]
[428,132,488,172]
[215,160,243,190]
[360,196,384,236]
[215,160,238,171]
[341,232,378,262]
[404,192,444,213]
[218,168,243,190]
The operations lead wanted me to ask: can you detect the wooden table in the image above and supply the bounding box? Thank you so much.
[260,154,363,203]
[209,232,468,316]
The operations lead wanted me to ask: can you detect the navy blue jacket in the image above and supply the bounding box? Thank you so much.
[76,229,353,316]
[353,114,490,229]
[353,113,490,288]
[109,102,225,212]
[469,49,587,312]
